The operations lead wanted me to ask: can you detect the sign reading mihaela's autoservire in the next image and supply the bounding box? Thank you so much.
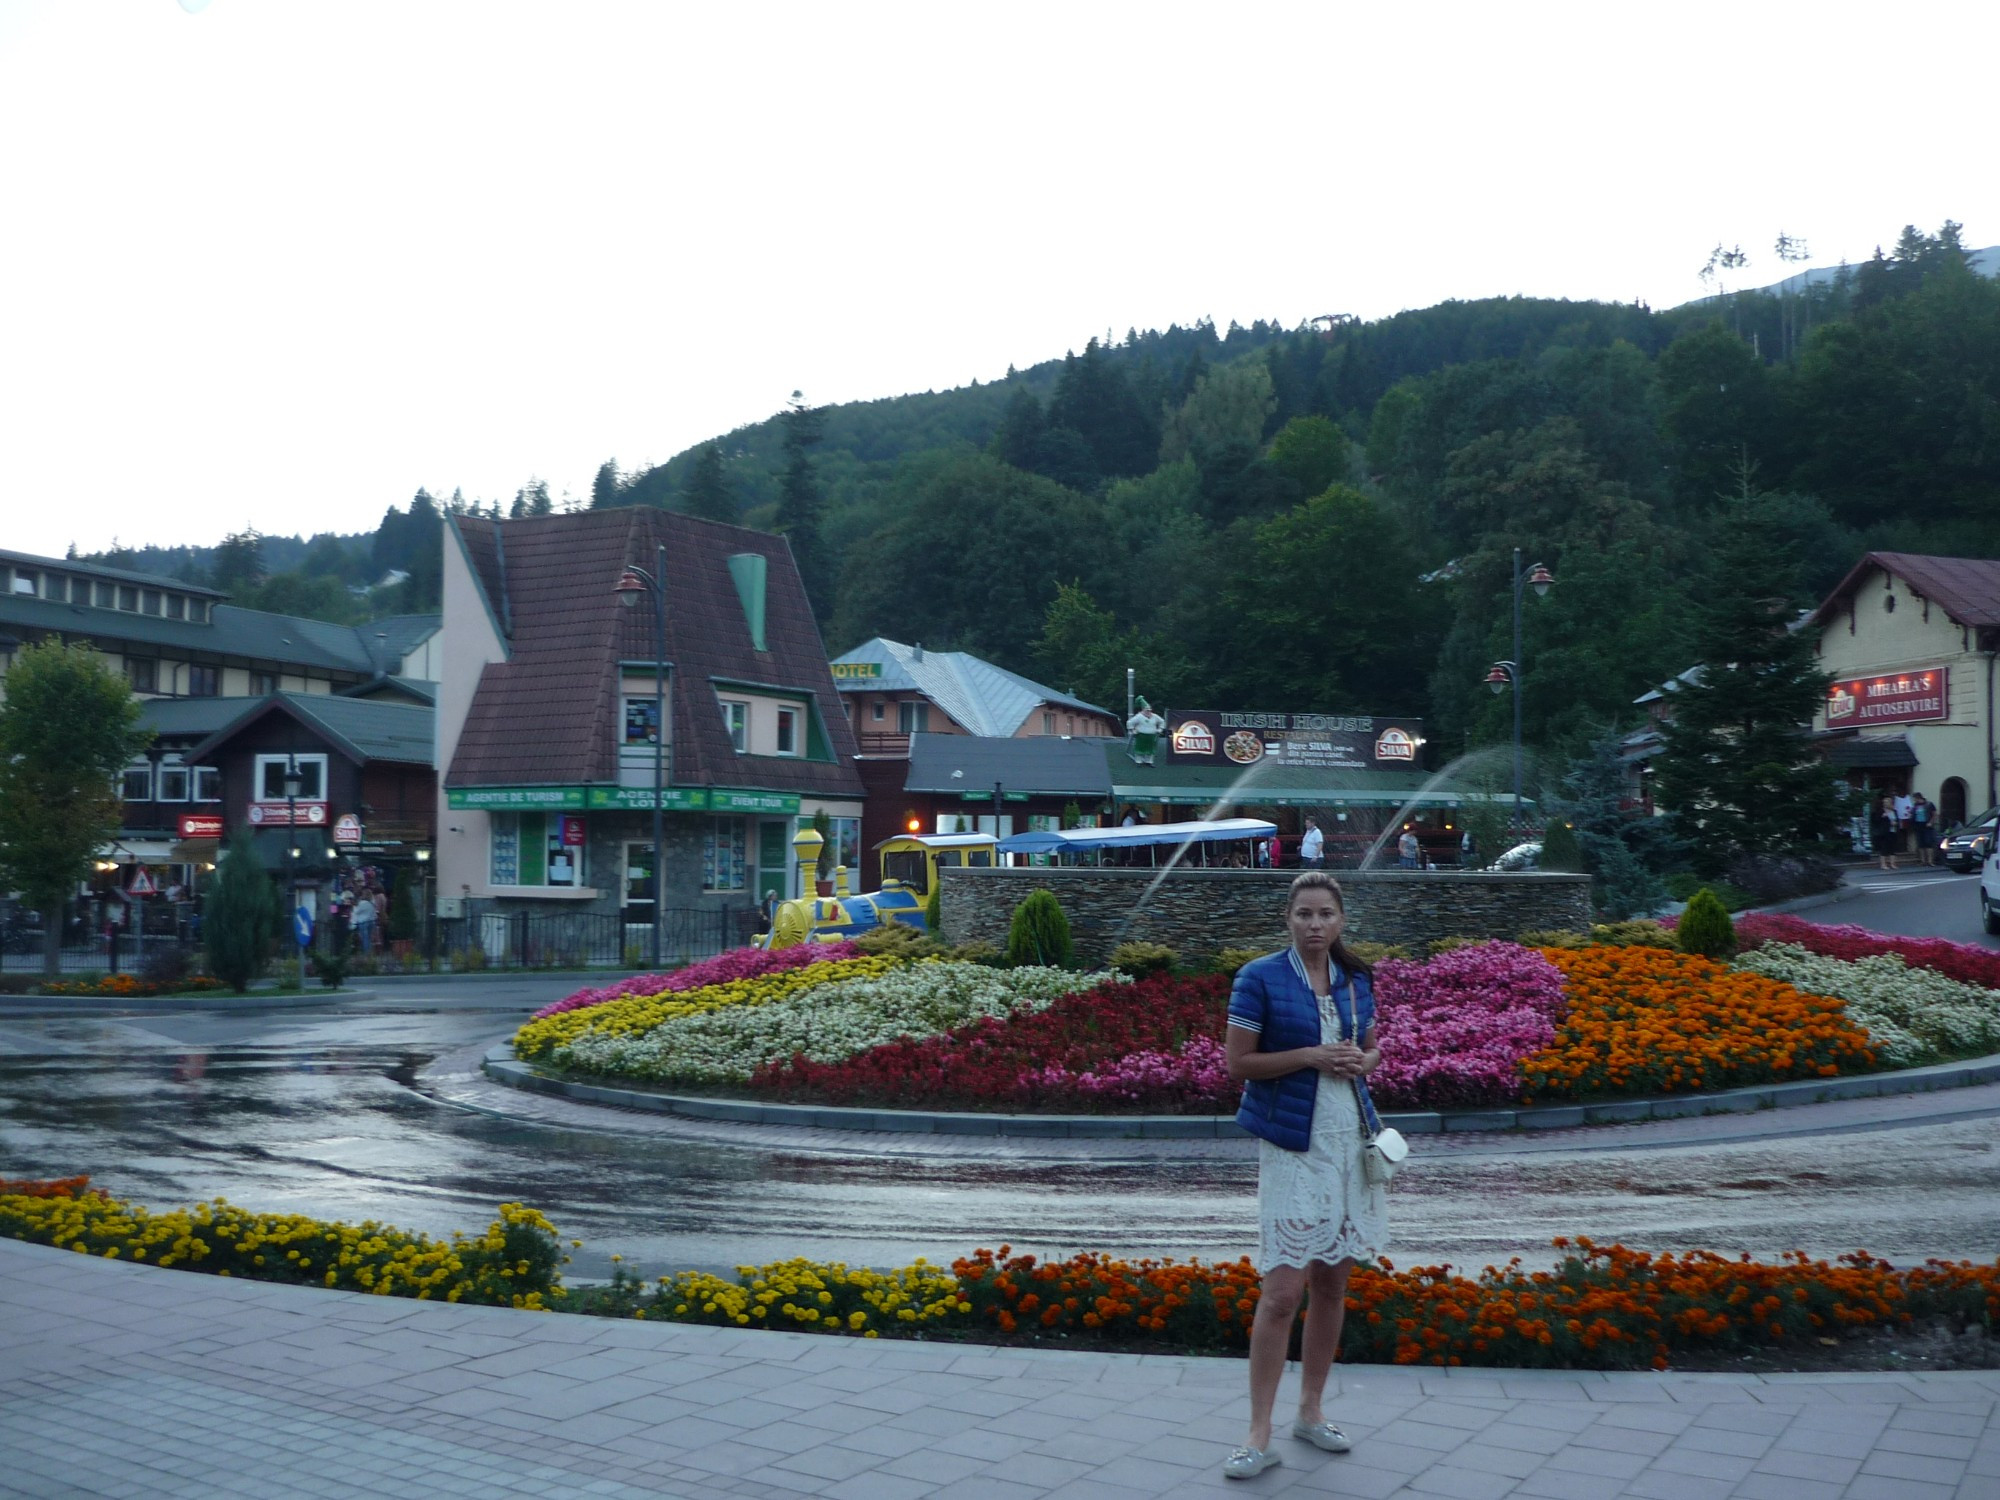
[1165,710,1425,770]
[1825,668,1949,727]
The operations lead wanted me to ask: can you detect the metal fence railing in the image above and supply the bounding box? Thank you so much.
[430,907,757,972]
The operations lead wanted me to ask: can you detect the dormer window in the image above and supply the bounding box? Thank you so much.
[166,594,186,620]
[775,707,799,756]
[720,698,748,753]
[11,570,37,596]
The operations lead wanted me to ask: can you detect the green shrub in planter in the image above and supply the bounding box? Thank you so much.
[924,883,942,936]
[1519,928,1590,949]
[204,826,278,993]
[1539,819,1585,872]
[1108,941,1176,980]
[1005,889,1074,968]
[1677,888,1737,959]
[1590,919,1678,949]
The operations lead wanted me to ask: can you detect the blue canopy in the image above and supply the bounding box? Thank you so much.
[998,817,1276,855]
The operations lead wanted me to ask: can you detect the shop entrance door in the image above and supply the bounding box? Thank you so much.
[623,842,655,925]
[757,821,790,902]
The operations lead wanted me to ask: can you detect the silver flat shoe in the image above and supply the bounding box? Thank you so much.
[1291,1419,1352,1452]
[1223,1445,1282,1479]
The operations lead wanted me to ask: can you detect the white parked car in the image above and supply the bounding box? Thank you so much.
[1980,848,2000,934]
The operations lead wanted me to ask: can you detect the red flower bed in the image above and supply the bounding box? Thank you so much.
[1733,912,2000,988]
[750,972,1234,1112]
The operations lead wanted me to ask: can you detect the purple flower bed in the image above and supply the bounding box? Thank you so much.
[1369,942,1568,1110]
[528,941,862,1021]
[1018,1036,1234,1109]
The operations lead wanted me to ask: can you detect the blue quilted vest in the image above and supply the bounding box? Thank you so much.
[1229,949,1379,1152]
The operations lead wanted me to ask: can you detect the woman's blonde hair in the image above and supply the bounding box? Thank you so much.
[1285,870,1373,977]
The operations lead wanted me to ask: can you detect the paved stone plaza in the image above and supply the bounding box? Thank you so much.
[2,1237,1996,1499]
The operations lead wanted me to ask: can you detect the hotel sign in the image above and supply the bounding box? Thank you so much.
[830,662,883,680]
[1825,668,1948,727]
[1165,710,1426,770]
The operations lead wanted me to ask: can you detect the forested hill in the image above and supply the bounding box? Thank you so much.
[85,220,2000,772]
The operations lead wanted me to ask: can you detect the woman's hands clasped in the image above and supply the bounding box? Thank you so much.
[1304,1040,1369,1080]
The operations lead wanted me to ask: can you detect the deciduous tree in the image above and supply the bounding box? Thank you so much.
[0,642,149,976]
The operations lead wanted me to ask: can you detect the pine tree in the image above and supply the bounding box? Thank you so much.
[204,826,280,992]
[591,460,621,510]
[775,394,830,623]
[1654,488,1840,874]
[683,443,736,523]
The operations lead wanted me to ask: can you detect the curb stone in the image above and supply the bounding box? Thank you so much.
[0,988,377,1015]
[479,1041,2000,1139]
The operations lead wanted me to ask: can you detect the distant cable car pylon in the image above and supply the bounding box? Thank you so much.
[1309,313,1357,341]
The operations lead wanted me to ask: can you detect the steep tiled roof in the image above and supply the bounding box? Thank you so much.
[830,637,1110,736]
[447,510,862,798]
[1809,551,2000,631]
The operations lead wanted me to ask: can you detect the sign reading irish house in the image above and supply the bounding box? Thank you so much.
[1825,668,1949,727]
[1165,710,1425,770]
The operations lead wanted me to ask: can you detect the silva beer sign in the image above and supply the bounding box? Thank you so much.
[1825,668,1948,727]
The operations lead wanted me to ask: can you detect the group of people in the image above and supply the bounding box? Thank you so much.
[1870,789,1941,871]
[332,875,390,954]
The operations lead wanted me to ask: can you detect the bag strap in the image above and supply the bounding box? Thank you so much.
[1332,968,1385,1138]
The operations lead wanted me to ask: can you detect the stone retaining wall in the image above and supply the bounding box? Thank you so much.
[938,867,1593,963]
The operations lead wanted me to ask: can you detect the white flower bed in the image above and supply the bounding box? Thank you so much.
[1733,942,2000,1065]
[555,961,1119,1085]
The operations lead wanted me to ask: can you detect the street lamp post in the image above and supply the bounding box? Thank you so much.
[283,758,304,979]
[615,544,670,969]
[1485,548,1555,823]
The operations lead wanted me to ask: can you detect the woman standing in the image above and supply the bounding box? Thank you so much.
[1220,872,1388,1479]
[1872,793,1899,872]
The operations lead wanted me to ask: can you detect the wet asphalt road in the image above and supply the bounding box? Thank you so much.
[1828,865,1999,944]
[1,978,1997,1281]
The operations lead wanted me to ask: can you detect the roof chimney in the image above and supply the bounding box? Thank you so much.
[912,642,923,662]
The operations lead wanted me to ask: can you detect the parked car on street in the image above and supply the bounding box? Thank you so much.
[1980,845,2000,933]
[1943,809,2000,873]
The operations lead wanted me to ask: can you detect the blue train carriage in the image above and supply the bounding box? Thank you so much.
[761,830,1000,949]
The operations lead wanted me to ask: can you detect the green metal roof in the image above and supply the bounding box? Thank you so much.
[184,692,433,767]
[0,592,439,678]
[137,696,263,739]
[0,546,225,596]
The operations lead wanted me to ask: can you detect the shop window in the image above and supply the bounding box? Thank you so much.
[255,754,325,801]
[489,812,585,887]
[188,665,220,696]
[897,701,929,733]
[702,817,748,891]
[193,767,222,802]
[775,707,799,756]
[156,761,189,802]
[166,594,186,621]
[127,658,158,693]
[828,815,860,872]
[623,696,660,746]
[251,671,278,696]
[120,764,152,802]
[719,698,748,753]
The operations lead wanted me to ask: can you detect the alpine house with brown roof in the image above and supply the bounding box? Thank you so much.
[436,508,864,936]
[1805,550,2000,825]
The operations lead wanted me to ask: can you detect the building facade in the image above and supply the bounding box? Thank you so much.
[1807,552,2000,827]
[436,509,864,947]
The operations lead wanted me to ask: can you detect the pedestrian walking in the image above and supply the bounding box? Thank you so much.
[1459,826,1479,868]
[1912,793,1938,867]
[1221,872,1388,1479]
[1396,827,1420,869]
[1298,816,1325,870]
[1872,793,1899,872]
[350,883,377,955]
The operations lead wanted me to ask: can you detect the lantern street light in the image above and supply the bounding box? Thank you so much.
[282,759,304,976]
[615,546,670,969]
[1482,549,1554,822]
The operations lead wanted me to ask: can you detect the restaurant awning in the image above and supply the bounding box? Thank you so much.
[1818,733,1919,769]
[998,817,1276,855]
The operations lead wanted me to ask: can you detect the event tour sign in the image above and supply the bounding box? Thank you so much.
[1825,668,1948,727]
[1165,710,1425,770]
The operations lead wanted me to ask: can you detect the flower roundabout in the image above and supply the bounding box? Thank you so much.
[10,910,1998,1371]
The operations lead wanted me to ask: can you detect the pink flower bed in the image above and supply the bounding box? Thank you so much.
[1731,912,2000,988]
[1019,1036,1235,1108]
[528,941,862,1021]
[1369,942,1569,1110]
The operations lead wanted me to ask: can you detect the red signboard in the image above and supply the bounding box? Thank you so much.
[1825,668,1949,727]
[247,801,327,827]
[558,815,587,847]
[178,814,225,839]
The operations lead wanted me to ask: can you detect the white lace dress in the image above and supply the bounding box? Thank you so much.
[1256,986,1389,1272]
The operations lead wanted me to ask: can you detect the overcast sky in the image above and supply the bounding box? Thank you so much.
[2,1,1992,559]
